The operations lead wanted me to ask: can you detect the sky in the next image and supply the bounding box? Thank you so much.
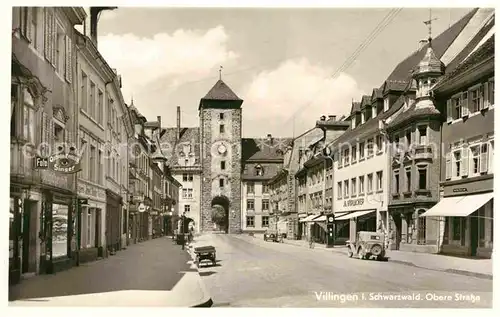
[94,7,472,138]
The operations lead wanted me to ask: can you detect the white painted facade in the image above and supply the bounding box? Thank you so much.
[333,132,390,231]
[174,172,201,233]
[241,181,271,231]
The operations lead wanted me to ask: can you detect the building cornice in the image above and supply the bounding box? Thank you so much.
[63,7,87,25]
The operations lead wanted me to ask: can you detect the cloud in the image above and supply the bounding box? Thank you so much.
[241,58,364,137]
[97,25,238,101]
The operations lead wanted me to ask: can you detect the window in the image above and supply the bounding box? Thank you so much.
[219,113,224,120]
[55,26,64,74]
[247,182,254,194]
[246,216,255,227]
[22,89,36,143]
[376,135,383,153]
[367,138,374,157]
[359,175,365,194]
[86,209,93,248]
[367,173,373,193]
[89,81,95,118]
[480,143,489,174]
[246,199,255,210]
[405,130,412,147]
[262,185,269,194]
[54,121,65,146]
[470,145,480,175]
[343,147,350,165]
[453,150,462,178]
[262,199,269,211]
[220,160,226,170]
[184,205,190,213]
[182,188,193,199]
[351,145,357,162]
[262,216,269,227]
[372,105,377,118]
[418,126,427,145]
[89,145,96,182]
[98,150,102,184]
[384,97,389,111]
[488,79,494,106]
[98,90,103,125]
[182,173,193,182]
[471,87,481,112]
[452,96,461,119]
[418,167,427,190]
[219,178,224,188]
[394,172,400,194]
[376,171,383,191]
[337,182,342,199]
[343,180,349,198]
[219,124,225,133]
[30,8,38,48]
[406,169,412,192]
[417,209,426,245]
[359,142,365,159]
[351,178,357,196]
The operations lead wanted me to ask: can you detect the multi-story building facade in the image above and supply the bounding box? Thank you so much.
[161,106,202,233]
[268,169,289,234]
[75,26,109,262]
[241,135,288,233]
[163,167,182,235]
[421,28,494,258]
[10,7,86,284]
[127,103,154,242]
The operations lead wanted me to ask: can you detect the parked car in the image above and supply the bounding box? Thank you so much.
[346,231,386,261]
[264,230,279,242]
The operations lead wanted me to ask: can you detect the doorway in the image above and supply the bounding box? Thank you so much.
[211,195,230,233]
[21,200,37,276]
[470,210,479,256]
[391,212,402,250]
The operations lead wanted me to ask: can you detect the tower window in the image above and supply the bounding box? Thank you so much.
[221,161,226,170]
[220,124,225,133]
[219,178,224,188]
[219,113,224,120]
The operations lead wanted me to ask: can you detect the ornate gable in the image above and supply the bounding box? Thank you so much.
[53,105,69,123]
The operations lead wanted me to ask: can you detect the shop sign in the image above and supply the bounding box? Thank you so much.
[34,154,82,174]
[343,198,365,208]
[453,188,468,193]
[138,203,146,213]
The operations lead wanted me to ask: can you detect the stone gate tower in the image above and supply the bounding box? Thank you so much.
[199,80,243,233]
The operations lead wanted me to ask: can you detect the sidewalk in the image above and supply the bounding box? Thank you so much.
[242,234,493,279]
[9,237,212,307]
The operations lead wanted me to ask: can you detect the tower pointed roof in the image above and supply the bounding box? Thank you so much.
[202,79,242,101]
[413,45,445,77]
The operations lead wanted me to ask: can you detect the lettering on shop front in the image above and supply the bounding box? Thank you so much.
[452,188,468,193]
[343,198,365,208]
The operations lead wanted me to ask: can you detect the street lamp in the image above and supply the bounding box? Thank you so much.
[314,147,335,248]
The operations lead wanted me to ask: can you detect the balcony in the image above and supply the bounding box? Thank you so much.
[413,145,433,161]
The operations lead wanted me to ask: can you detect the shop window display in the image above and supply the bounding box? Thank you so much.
[52,203,69,257]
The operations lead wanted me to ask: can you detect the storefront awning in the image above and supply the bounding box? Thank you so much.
[335,209,375,221]
[314,215,326,222]
[300,214,319,222]
[420,192,494,217]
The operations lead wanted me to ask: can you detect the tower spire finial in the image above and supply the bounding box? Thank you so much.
[423,8,437,45]
[219,65,223,80]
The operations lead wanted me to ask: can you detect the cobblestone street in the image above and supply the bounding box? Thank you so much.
[192,234,492,308]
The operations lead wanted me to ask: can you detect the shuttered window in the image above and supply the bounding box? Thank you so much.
[65,35,73,82]
[460,146,469,177]
[461,92,469,117]
[445,152,452,180]
[480,143,489,174]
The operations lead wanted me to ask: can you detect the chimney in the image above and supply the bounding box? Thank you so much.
[418,39,428,50]
[320,115,326,121]
[328,115,336,121]
[89,7,99,47]
[267,133,273,144]
[177,106,181,140]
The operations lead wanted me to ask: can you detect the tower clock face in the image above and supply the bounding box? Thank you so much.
[218,144,227,154]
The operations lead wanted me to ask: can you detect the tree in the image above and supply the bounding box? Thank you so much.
[212,205,227,228]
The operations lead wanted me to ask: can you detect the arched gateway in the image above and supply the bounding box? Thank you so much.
[211,195,230,233]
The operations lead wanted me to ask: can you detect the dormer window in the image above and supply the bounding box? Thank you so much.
[351,119,356,129]
[361,112,365,124]
[372,105,377,118]
[384,98,389,112]
[255,164,264,176]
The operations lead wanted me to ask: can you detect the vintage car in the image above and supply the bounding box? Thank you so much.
[346,231,386,261]
[264,230,280,242]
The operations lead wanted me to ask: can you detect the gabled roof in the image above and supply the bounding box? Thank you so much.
[387,102,442,130]
[160,127,201,169]
[361,95,372,108]
[201,79,242,101]
[371,88,383,101]
[434,31,494,91]
[350,101,361,114]
[382,80,409,94]
[241,137,293,162]
[383,9,476,85]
